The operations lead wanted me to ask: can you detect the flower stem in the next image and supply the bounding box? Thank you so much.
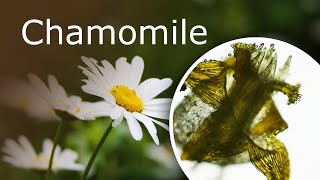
[80,123,113,180]
[46,119,65,180]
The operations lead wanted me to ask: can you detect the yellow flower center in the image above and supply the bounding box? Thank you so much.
[110,85,143,112]
[34,155,55,167]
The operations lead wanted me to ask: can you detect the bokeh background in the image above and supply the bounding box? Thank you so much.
[0,0,319,179]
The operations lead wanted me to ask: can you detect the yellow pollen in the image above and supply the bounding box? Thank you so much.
[110,85,143,112]
[76,107,81,113]
[34,155,53,165]
[57,99,64,103]
[48,108,55,115]
[34,155,41,162]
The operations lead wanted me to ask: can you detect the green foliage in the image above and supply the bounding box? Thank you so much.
[64,118,181,180]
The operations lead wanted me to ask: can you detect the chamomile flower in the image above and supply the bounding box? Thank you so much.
[2,136,83,171]
[27,74,109,120]
[0,77,59,121]
[79,56,172,145]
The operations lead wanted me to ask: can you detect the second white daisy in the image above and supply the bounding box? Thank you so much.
[27,74,110,120]
[2,136,83,172]
[0,77,59,121]
[79,56,172,145]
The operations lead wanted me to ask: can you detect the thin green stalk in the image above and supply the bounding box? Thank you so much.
[46,119,65,180]
[80,123,113,180]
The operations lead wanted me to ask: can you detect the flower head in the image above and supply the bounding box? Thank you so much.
[0,77,59,121]
[79,56,172,144]
[2,136,83,171]
[27,74,109,120]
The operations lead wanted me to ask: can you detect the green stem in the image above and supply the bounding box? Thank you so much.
[80,123,113,180]
[46,119,64,180]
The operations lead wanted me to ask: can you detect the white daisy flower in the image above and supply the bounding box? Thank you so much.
[0,77,59,121]
[27,74,110,120]
[79,56,172,145]
[2,136,83,171]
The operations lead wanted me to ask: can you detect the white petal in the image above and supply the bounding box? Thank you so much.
[48,75,68,102]
[128,56,144,90]
[132,113,157,134]
[112,112,123,127]
[53,145,61,158]
[0,77,60,121]
[81,84,104,99]
[18,136,37,159]
[57,149,78,161]
[123,111,143,141]
[2,156,29,168]
[2,139,25,160]
[55,163,84,171]
[133,113,159,145]
[149,118,169,131]
[115,57,130,85]
[102,92,116,105]
[76,101,113,120]
[2,156,23,167]
[27,73,52,104]
[142,109,170,120]
[110,106,123,120]
[81,56,98,70]
[2,136,37,169]
[82,57,104,81]
[137,78,173,101]
[68,95,82,106]
[89,57,115,88]
[143,98,172,111]
[41,138,53,157]
[81,83,116,105]
[80,56,114,93]
[101,60,117,86]
[143,98,172,106]
[101,60,116,72]
[79,66,112,92]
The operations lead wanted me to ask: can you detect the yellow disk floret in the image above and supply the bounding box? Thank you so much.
[110,85,143,112]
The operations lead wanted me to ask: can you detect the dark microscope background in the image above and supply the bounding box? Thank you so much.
[0,0,319,179]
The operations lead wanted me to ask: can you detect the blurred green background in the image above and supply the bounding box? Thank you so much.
[0,0,319,179]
